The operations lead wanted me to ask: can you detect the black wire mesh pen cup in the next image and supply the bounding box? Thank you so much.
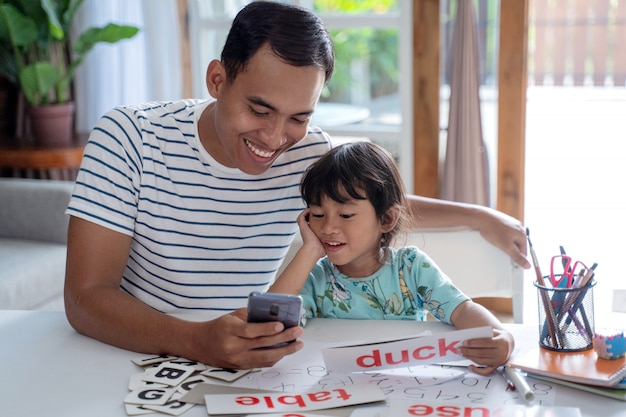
[534,277,595,352]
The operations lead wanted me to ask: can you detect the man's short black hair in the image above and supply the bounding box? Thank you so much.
[221,1,334,84]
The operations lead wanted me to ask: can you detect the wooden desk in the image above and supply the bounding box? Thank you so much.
[0,140,85,180]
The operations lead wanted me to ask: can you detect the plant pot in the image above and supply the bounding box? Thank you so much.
[28,102,75,146]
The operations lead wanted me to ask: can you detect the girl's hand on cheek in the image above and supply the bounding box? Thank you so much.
[297,209,325,257]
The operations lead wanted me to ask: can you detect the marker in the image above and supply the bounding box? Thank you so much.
[499,367,516,391]
[504,365,534,402]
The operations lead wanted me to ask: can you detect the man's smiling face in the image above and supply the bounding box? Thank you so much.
[202,44,326,175]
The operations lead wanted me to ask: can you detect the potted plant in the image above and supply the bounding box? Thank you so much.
[0,0,139,145]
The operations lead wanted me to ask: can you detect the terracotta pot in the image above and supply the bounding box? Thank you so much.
[28,102,75,146]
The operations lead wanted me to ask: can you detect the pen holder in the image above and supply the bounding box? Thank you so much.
[535,278,595,352]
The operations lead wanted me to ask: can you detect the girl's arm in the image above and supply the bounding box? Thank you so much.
[450,300,515,375]
[268,210,326,295]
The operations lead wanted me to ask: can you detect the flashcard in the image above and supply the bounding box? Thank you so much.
[204,384,386,415]
[175,374,212,395]
[201,366,254,382]
[322,326,492,373]
[124,385,177,406]
[180,383,275,405]
[131,354,179,367]
[129,372,167,391]
[386,399,582,417]
[124,403,158,415]
[167,357,208,372]
[142,392,195,416]
[142,362,196,387]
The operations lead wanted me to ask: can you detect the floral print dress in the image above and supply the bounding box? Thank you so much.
[299,246,470,324]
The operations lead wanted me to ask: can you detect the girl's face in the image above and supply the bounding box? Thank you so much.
[307,193,388,278]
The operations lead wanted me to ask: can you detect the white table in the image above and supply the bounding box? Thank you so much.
[1,310,624,417]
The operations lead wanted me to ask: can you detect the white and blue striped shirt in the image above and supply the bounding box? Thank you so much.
[67,100,331,313]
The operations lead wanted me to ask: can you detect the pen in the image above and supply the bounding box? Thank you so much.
[559,246,568,268]
[499,366,516,391]
[558,263,597,343]
[526,228,562,348]
[558,263,598,322]
[504,365,534,402]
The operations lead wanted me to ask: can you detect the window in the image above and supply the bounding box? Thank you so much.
[187,0,414,190]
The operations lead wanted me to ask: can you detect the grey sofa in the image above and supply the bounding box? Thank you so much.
[0,178,74,310]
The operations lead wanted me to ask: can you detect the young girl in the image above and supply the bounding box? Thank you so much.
[270,141,514,375]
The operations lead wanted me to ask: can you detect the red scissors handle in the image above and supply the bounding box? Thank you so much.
[550,255,586,288]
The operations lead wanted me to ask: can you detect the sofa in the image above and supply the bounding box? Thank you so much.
[0,178,74,310]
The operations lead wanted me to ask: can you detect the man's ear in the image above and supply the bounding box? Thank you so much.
[206,59,226,98]
[381,205,401,233]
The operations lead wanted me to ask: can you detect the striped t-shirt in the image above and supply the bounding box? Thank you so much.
[66,99,331,313]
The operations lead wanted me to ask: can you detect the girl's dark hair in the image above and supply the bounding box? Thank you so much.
[300,142,410,248]
[221,1,334,83]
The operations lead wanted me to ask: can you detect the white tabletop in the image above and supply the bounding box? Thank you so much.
[1,310,624,417]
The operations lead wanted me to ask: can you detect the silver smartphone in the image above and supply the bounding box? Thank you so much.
[247,292,302,329]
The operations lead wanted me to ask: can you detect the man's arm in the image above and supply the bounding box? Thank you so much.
[64,216,303,369]
[406,195,530,269]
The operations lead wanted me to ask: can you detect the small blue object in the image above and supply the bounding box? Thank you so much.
[593,329,626,360]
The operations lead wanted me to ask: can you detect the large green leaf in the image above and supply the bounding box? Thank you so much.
[0,4,38,47]
[72,24,140,56]
[2,0,139,106]
[19,62,60,106]
[41,0,65,40]
[62,0,84,33]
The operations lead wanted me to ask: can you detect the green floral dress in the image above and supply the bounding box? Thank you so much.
[300,246,469,323]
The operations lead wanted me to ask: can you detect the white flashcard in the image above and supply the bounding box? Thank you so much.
[142,362,195,387]
[131,354,179,367]
[124,403,158,415]
[386,399,582,417]
[201,366,253,382]
[168,357,208,372]
[322,326,492,373]
[142,393,196,416]
[175,374,212,395]
[204,384,386,415]
[129,372,167,391]
[179,383,273,405]
[124,385,176,406]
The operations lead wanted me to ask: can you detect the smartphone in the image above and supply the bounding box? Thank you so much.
[246,292,303,329]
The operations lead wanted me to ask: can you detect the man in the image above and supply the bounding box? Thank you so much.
[64,1,528,370]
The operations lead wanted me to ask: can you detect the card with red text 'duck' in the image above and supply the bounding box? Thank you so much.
[322,326,492,373]
[204,384,386,415]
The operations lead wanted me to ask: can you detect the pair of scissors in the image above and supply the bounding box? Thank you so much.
[550,255,587,288]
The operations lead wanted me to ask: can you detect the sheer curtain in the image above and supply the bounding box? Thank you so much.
[72,0,182,133]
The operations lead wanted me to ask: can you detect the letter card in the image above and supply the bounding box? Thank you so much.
[204,384,385,415]
[386,399,582,417]
[322,326,492,373]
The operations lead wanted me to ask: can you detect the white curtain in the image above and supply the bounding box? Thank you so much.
[72,0,182,133]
